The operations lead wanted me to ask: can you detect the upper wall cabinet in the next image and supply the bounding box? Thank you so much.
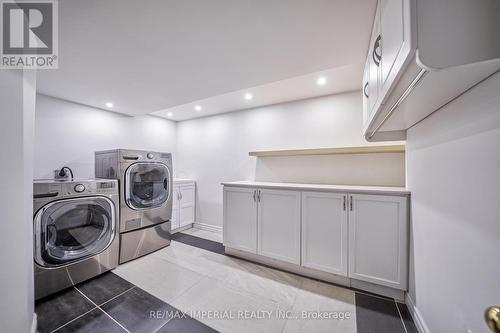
[362,0,500,142]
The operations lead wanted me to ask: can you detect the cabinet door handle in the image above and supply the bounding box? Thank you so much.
[343,195,346,211]
[350,195,353,211]
[363,82,369,98]
[253,190,257,202]
[257,190,261,202]
[372,34,382,66]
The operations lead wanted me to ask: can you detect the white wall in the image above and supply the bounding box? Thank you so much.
[0,70,37,333]
[34,94,177,179]
[406,71,500,333]
[35,92,405,230]
[177,92,405,227]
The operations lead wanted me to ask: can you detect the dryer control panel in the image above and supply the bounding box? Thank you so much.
[33,179,118,199]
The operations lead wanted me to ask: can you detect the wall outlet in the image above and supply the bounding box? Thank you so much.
[54,169,69,180]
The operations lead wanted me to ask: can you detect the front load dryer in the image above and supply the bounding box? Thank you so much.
[95,149,172,263]
[33,179,119,300]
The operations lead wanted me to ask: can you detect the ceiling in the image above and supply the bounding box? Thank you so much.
[37,0,376,117]
[152,64,362,121]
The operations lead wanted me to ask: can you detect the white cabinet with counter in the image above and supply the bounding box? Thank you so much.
[223,187,301,264]
[171,179,196,232]
[222,181,409,299]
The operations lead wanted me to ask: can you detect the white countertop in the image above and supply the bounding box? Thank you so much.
[221,181,409,195]
[174,178,195,183]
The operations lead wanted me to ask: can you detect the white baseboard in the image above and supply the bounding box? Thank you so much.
[193,222,222,233]
[405,293,430,333]
[31,313,37,333]
[171,223,193,234]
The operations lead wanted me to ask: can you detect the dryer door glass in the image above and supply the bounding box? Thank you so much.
[34,197,115,267]
[126,162,170,209]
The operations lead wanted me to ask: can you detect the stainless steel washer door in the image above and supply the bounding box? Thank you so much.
[125,162,171,210]
[34,197,116,267]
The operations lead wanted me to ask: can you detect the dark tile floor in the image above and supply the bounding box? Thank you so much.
[171,232,225,254]
[35,272,217,333]
[355,293,418,333]
[36,233,418,333]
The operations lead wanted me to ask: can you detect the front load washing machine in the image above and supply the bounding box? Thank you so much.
[33,179,119,300]
[95,149,172,263]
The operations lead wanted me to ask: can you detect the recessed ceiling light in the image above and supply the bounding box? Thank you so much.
[244,93,253,100]
[317,77,327,85]
[167,112,173,117]
[195,105,202,111]
[105,102,114,108]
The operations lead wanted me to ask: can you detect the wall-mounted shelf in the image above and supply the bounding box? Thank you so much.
[248,145,405,157]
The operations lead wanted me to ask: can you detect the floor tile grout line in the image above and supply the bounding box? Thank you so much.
[394,300,409,333]
[96,286,136,307]
[179,235,398,304]
[174,230,411,329]
[74,286,131,333]
[225,251,399,304]
[148,246,300,317]
[168,274,208,305]
[149,256,212,281]
[98,308,131,333]
[176,236,397,305]
[144,249,215,283]
[174,234,389,307]
[123,232,409,333]
[178,229,404,307]
[151,317,175,333]
[49,300,98,333]
[110,263,213,332]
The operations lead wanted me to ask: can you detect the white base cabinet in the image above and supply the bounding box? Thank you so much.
[223,187,300,263]
[223,187,257,253]
[258,189,301,264]
[302,191,348,276]
[171,179,195,231]
[223,183,409,294]
[348,194,408,290]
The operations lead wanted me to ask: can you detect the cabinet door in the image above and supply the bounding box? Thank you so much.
[223,187,257,253]
[257,189,301,264]
[178,184,195,227]
[380,0,406,87]
[171,186,180,230]
[348,194,408,290]
[362,57,370,126]
[302,192,348,276]
[367,2,381,116]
